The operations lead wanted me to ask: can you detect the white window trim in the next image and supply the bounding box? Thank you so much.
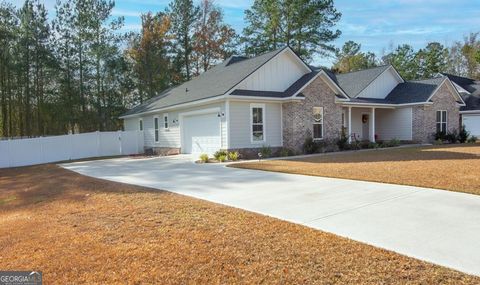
[313,107,324,140]
[163,113,169,130]
[436,110,448,133]
[138,118,143,131]
[153,116,160,143]
[250,103,266,144]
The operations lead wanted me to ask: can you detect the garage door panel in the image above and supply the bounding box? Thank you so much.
[183,113,221,154]
[464,115,480,137]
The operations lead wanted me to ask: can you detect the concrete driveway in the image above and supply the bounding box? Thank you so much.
[61,155,480,276]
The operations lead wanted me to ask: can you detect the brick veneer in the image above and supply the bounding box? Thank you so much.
[282,76,343,152]
[412,82,460,143]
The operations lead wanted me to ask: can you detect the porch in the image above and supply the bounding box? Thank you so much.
[341,105,413,143]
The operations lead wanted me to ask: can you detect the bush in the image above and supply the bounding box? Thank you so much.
[218,154,227,162]
[433,138,443,145]
[384,138,400,147]
[458,125,470,143]
[445,131,458,144]
[434,131,446,141]
[259,145,272,158]
[468,136,478,143]
[214,150,228,160]
[199,154,209,163]
[303,137,319,154]
[336,132,349,151]
[279,148,294,157]
[228,151,239,161]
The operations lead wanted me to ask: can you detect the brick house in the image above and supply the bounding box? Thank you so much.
[121,46,468,155]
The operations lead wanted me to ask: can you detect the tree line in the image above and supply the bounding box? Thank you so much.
[0,0,342,138]
[333,34,480,80]
[2,0,479,139]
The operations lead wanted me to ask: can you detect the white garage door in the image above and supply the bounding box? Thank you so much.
[183,112,221,154]
[464,114,480,137]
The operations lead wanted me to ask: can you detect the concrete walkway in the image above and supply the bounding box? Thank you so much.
[61,155,480,276]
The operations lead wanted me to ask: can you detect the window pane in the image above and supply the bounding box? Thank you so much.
[253,108,263,124]
[164,116,168,129]
[442,123,447,132]
[313,107,323,123]
[436,111,441,122]
[436,123,441,133]
[252,132,263,141]
[139,120,143,131]
[253,125,263,132]
[154,118,158,129]
[155,130,159,142]
[443,111,447,123]
[313,124,322,139]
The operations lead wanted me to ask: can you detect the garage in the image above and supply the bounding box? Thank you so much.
[463,114,480,137]
[182,112,221,154]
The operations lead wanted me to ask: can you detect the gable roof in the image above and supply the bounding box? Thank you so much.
[332,65,392,97]
[385,77,446,104]
[121,47,288,118]
[441,73,480,111]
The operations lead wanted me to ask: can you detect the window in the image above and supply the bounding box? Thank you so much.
[251,104,265,142]
[436,110,447,133]
[139,119,143,131]
[313,107,324,140]
[154,117,159,142]
[163,114,168,129]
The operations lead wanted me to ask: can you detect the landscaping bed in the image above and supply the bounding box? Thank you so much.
[1,164,479,283]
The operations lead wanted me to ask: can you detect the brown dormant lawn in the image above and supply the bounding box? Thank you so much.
[1,164,479,284]
[232,144,480,196]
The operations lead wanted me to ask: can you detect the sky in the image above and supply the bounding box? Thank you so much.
[7,0,480,66]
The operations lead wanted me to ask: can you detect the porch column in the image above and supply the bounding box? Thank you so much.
[370,107,376,142]
[348,107,352,143]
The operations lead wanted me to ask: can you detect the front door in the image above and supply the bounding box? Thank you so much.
[362,114,369,140]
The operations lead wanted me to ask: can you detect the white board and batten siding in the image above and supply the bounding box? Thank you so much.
[124,102,228,151]
[228,101,282,149]
[236,50,310,92]
[375,107,413,141]
[357,68,402,99]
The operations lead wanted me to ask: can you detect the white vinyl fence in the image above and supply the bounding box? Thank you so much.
[0,131,144,168]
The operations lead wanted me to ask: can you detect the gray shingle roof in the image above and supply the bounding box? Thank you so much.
[333,65,391,97]
[442,73,480,111]
[121,47,287,117]
[385,77,445,104]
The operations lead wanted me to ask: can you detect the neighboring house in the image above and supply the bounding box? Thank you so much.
[121,46,466,155]
[440,73,480,136]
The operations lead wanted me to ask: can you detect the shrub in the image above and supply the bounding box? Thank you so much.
[303,137,318,154]
[458,125,470,143]
[445,131,458,144]
[279,148,294,157]
[336,132,349,151]
[199,154,209,163]
[384,138,401,147]
[228,151,239,161]
[468,136,478,143]
[214,150,228,160]
[433,138,443,145]
[218,155,227,162]
[434,131,446,141]
[259,145,272,158]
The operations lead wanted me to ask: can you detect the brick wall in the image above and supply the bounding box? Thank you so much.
[282,75,343,152]
[412,82,460,143]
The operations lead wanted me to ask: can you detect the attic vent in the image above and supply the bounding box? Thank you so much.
[226,56,248,66]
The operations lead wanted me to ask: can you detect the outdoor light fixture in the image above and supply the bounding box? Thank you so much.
[217,112,225,117]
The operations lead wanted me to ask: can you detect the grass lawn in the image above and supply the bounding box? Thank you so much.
[0,165,479,283]
[232,144,480,196]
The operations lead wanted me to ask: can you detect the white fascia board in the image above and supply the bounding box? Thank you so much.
[460,110,480,114]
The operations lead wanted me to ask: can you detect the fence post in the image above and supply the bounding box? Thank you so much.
[118,130,123,155]
[7,139,13,168]
[96,131,101,157]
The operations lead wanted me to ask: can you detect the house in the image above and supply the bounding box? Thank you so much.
[440,73,480,136]
[121,46,466,156]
